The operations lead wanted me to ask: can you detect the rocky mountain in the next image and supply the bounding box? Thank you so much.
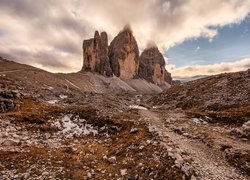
[109,26,140,80]
[82,26,172,85]
[138,46,172,85]
[82,31,113,76]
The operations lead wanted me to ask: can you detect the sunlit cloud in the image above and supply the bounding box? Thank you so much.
[168,58,250,78]
[0,0,250,74]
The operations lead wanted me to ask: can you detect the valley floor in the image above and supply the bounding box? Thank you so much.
[0,92,249,180]
[0,63,249,179]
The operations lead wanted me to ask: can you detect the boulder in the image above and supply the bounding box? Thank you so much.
[108,25,139,80]
[138,46,172,85]
[82,31,112,76]
[0,98,15,112]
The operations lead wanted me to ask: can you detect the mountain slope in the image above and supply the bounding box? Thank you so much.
[0,57,168,95]
[150,69,250,123]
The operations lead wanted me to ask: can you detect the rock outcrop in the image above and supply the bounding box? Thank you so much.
[82,26,172,86]
[165,70,173,85]
[108,26,139,80]
[138,46,172,85]
[82,31,112,76]
[0,90,20,112]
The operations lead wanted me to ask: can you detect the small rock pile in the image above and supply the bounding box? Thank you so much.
[230,120,250,140]
[0,90,21,112]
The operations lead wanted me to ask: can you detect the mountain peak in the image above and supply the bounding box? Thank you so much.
[82,26,172,85]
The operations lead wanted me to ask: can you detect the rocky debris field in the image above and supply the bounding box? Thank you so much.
[0,79,184,179]
[0,99,184,179]
[151,69,250,124]
[0,63,249,179]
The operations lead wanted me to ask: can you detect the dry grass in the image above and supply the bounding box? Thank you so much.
[0,97,184,179]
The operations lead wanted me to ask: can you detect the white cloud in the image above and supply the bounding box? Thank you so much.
[0,0,250,73]
[169,58,250,78]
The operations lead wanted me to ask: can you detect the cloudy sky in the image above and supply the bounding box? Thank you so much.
[0,0,250,78]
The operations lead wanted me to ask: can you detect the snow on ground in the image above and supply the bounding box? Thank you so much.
[152,106,160,109]
[53,114,98,138]
[65,79,80,89]
[47,86,54,90]
[191,118,208,124]
[129,105,147,110]
[59,95,68,99]
[47,100,59,104]
[42,85,54,90]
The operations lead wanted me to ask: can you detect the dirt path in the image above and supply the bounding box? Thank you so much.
[0,69,26,74]
[139,109,248,180]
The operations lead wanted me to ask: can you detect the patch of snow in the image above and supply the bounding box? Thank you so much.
[87,80,94,86]
[47,100,58,104]
[192,118,201,124]
[129,105,147,110]
[42,85,54,90]
[152,106,159,109]
[59,95,68,99]
[191,118,208,124]
[204,116,212,121]
[48,86,54,90]
[53,114,98,138]
[65,79,80,89]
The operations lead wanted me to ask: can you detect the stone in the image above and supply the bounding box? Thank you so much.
[138,46,172,85]
[0,90,20,99]
[174,153,184,168]
[130,128,138,134]
[108,25,140,80]
[120,169,127,176]
[1,139,20,146]
[191,175,197,180]
[0,98,15,112]
[107,156,116,164]
[87,172,92,178]
[82,31,112,76]
[242,120,250,139]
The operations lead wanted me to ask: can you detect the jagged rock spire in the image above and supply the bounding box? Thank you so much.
[108,26,139,80]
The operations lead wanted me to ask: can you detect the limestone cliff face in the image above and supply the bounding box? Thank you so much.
[108,27,139,80]
[82,26,172,86]
[164,70,173,85]
[82,31,112,76]
[138,47,172,85]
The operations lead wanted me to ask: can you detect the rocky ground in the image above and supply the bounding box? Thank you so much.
[0,59,249,179]
[151,69,250,124]
[0,70,184,179]
[0,92,184,179]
